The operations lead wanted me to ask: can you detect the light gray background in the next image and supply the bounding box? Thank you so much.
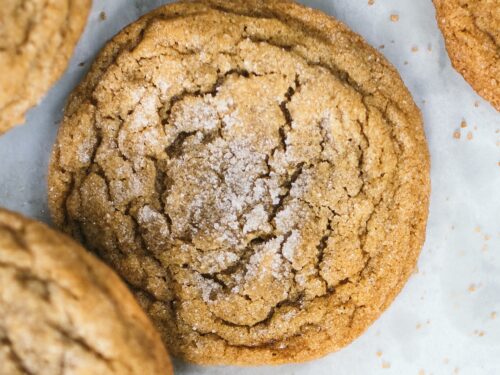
[0,1,499,374]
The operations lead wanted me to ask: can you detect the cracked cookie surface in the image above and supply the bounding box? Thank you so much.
[433,0,499,110]
[0,0,91,134]
[48,0,430,365]
[0,208,173,375]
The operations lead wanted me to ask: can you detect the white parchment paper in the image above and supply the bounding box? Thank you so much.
[0,1,498,374]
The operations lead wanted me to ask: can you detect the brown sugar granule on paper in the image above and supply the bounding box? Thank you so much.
[473,329,485,337]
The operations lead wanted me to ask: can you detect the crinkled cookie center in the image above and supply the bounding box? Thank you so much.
[162,71,337,326]
[57,15,398,345]
[125,65,369,328]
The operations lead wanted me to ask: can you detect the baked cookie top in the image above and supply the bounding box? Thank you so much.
[0,0,91,134]
[49,0,430,365]
[434,0,499,110]
[0,209,173,375]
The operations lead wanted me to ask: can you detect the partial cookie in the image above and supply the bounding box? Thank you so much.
[434,0,499,110]
[49,0,430,365]
[0,0,91,134]
[0,208,173,375]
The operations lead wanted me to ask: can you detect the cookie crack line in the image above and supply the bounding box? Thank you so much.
[0,221,29,250]
[1,334,35,375]
[0,225,86,302]
[465,5,500,49]
[48,323,115,369]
